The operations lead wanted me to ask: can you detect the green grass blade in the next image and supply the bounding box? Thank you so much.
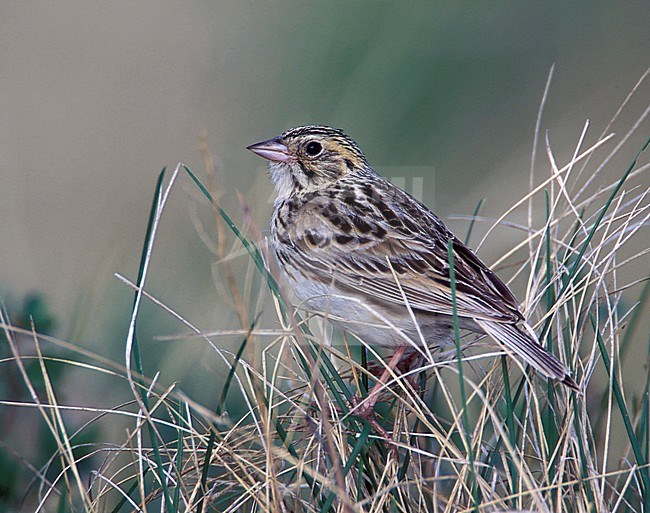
[591,313,649,505]
[464,197,485,245]
[593,280,650,436]
[484,365,529,480]
[639,339,650,504]
[108,468,149,513]
[448,239,480,510]
[542,192,559,484]
[571,399,595,507]
[172,399,185,512]
[500,356,518,504]
[321,422,372,512]
[129,168,173,513]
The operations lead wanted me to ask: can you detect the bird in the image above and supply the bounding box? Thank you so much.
[247,125,579,421]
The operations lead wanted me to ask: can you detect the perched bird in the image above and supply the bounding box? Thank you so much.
[248,125,578,419]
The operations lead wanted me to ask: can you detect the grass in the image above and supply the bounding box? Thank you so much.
[1,69,649,512]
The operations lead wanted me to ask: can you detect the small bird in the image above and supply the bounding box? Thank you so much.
[248,125,578,419]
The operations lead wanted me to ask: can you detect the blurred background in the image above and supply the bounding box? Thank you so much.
[1,1,648,503]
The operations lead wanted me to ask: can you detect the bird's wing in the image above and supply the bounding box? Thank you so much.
[288,184,524,324]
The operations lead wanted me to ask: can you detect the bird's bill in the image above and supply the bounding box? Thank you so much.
[247,138,294,162]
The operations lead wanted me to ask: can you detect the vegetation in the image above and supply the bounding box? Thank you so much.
[1,71,649,512]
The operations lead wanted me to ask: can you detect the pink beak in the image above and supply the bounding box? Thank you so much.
[247,138,294,162]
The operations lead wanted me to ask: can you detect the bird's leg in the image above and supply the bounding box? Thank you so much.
[365,347,421,375]
[353,345,408,421]
[396,349,425,394]
[362,347,424,397]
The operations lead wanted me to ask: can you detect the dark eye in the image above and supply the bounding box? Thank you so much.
[305,141,322,157]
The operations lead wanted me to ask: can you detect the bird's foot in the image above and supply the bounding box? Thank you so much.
[349,395,398,455]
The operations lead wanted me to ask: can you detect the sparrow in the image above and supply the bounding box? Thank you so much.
[248,125,578,420]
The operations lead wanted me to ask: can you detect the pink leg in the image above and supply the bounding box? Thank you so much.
[353,345,408,420]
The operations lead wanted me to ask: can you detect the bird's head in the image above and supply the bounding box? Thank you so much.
[247,125,369,199]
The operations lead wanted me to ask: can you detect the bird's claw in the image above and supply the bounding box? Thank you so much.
[350,395,398,455]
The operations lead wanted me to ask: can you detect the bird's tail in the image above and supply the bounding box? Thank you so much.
[475,319,579,392]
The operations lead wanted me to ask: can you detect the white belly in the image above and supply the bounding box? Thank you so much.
[288,276,456,350]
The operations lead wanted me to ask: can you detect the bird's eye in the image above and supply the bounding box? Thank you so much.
[305,141,322,157]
